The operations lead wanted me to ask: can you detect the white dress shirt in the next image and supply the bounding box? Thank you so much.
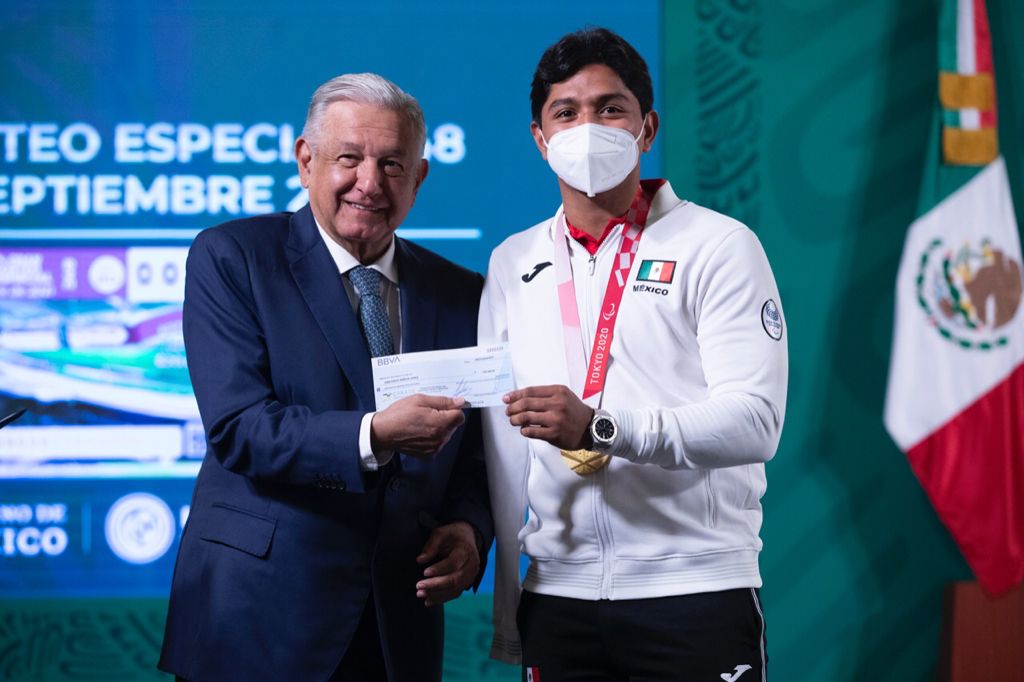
[316,221,401,471]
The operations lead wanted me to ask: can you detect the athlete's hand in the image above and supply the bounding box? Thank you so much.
[504,385,593,450]
[370,394,466,458]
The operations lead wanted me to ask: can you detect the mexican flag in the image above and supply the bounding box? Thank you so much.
[884,0,1024,595]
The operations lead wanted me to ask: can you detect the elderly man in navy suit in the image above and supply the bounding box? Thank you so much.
[159,73,492,682]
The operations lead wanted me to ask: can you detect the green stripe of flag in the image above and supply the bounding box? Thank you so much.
[938,0,959,74]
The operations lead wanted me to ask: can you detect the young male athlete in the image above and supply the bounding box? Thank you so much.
[480,28,788,681]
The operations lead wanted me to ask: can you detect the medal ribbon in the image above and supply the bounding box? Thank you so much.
[552,184,657,405]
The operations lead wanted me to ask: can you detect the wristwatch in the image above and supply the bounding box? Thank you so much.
[589,409,618,452]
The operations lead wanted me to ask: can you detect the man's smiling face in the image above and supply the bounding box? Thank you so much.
[295,100,427,262]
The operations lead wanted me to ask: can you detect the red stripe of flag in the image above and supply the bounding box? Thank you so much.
[973,0,993,75]
[660,261,675,282]
[973,0,997,128]
[905,361,1024,595]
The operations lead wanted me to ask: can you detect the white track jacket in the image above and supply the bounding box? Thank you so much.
[479,181,788,663]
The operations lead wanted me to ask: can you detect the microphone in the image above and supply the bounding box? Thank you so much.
[0,408,26,429]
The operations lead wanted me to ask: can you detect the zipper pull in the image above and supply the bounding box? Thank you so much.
[588,254,597,275]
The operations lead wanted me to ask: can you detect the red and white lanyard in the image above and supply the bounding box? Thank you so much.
[552,187,655,406]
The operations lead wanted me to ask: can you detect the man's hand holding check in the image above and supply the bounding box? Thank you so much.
[370,394,467,458]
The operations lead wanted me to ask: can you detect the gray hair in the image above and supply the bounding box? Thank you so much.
[301,73,426,156]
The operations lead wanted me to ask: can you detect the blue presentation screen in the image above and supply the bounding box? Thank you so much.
[0,1,661,596]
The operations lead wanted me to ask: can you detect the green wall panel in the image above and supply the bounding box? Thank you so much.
[0,596,516,681]
[0,600,167,681]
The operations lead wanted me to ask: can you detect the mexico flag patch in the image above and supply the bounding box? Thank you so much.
[636,259,676,283]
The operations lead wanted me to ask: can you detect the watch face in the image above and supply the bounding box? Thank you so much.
[594,417,615,441]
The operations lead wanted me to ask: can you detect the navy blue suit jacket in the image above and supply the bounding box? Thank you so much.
[159,205,493,682]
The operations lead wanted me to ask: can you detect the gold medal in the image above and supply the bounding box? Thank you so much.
[560,449,610,475]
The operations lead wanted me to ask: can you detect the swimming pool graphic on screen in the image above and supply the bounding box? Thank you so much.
[0,244,204,478]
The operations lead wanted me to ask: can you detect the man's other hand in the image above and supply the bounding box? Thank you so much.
[415,521,480,607]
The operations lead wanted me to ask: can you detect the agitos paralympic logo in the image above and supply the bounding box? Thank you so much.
[917,237,1023,350]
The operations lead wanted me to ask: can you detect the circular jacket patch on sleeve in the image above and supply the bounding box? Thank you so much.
[761,299,783,340]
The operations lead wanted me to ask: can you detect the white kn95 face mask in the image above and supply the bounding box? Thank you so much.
[541,119,646,197]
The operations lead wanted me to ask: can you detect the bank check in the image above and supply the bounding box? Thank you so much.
[371,343,514,410]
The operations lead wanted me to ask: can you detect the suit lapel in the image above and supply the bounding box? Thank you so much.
[287,206,376,410]
[396,238,437,355]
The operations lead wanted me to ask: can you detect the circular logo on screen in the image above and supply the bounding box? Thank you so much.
[88,255,126,295]
[104,493,175,564]
[761,299,783,340]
